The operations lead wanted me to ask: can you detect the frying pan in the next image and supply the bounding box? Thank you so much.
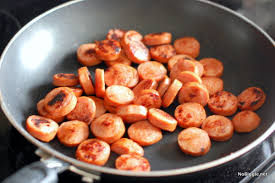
[0,0,274,182]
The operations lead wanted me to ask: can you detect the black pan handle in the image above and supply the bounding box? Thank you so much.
[1,161,58,183]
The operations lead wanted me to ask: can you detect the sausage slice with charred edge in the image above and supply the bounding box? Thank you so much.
[95,39,121,61]
[132,79,158,97]
[143,32,172,46]
[202,77,223,96]
[77,43,102,66]
[133,89,162,109]
[78,66,95,95]
[37,99,65,123]
[150,44,176,63]
[111,138,144,156]
[237,87,266,111]
[52,73,79,87]
[106,28,126,42]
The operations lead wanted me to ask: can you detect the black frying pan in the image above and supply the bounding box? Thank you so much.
[0,0,274,182]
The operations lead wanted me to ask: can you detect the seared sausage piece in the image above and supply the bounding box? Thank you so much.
[105,85,134,106]
[168,54,195,71]
[68,87,83,97]
[115,154,150,171]
[106,28,126,42]
[200,58,223,77]
[52,73,79,87]
[132,79,158,96]
[94,69,106,98]
[157,75,171,97]
[148,108,177,132]
[237,87,266,111]
[174,37,200,58]
[95,39,121,61]
[103,98,119,114]
[117,104,148,123]
[175,71,202,85]
[105,50,131,67]
[77,43,102,66]
[143,32,172,46]
[37,99,65,123]
[111,138,144,156]
[88,96,106,118]
[162,79,183,108]
[150,44,176,63]
[170,59,198,81]
[26,115,59,142]
[137,61,167,82]
[133,89,162,109]
[232,110,261,133]
[202,76,223,96]
[78,66,95,95]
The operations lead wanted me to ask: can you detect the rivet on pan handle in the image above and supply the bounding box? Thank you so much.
[69,166,101,183]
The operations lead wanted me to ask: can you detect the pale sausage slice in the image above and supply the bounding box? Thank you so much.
[132,79,158,96]
[162,79,183,108]
[115,154,150,171]
[111,138,144,156]
[78,66,95,95]
[175,71,202,85]
[148,108,177,132]
[168,54,195,71]
[66,96,96,125]
[237,87,266,111]
[68,87,83,97]
[95,39,121,61]
[150,44,176,63]
[208,91,238,116]
[88,96,106,118]
[90,113,125,144]
[106,28,126,42]
[157,75,171,97]
[37,99,65,123]
[103,98,118,114]
[202,76,223,96]
[193,60,204,77]
[104,64,139,88]
[170,59,198,81]
[76,138,110,166]
[178,82,209,106]
[174,37,200,58]
[52,73,79,87]
[202,115,234,141]
[133,89,162,109]
[105,50,131,67]
[116,104,148,123]
[232,110,261,133]
[26,115,59,142]
[77,43,102,66]
[137,61,167,82]
[143,32,172,46]
[95,69,105,98]
[174,103,206,128]
[105,85,134,106]
[200,58,223,77]
[178,127,211,156]
[57,120,89,147]
[128,120,162,146]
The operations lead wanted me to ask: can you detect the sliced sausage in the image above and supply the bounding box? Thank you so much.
[202,76,223,96]
[178,82,209,106]
[37,99,64,123]
[116,104,148,123]
[88,96,106,118]
[122,40,150,64]
[68,87,83,97]
[52,73,79,87]
[175,71,202,85]
[232,110,261,133]
[95,39,121,61]
[104,64,139,88]
[132,79,158,96]
[150,44,176,63]
[170,59,198,81]
[208,91,238,116]
[237,87,266,111]
[157,75,171,97]
[90,113,125,144]
[202,115,234,141]
[111,138,144,156]
[137,61,167,82]
[105,50,131,67]
[200,58,223,77]
[106,28,126,42]
[44,87,77,117]
[67,96,96,124]
[178,127,211,156]
[148,108,177,132]
[143,32,172,46]
[122,30,143,44]
[174,102,206,128]
[78,66,95,95]
[103,98,118,113]
[26,115,59,142]
[174,37,200,58]
[105,85,134,106]
[77,43,102,66]
[76,138,110,166]
[115,154,150,171]
[162,79,183,108]
[95,69,105,98]
[168,54,195,71]
[133,89,162,109]
[57,120,89,147]
[128,120,162,146]
[193,60,204,77]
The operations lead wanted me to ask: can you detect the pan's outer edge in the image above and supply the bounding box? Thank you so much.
[0,0,274,177]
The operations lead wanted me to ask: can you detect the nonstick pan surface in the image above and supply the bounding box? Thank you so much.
[0,0,274,177]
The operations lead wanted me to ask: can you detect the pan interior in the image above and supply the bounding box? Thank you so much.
[0,0,274,172]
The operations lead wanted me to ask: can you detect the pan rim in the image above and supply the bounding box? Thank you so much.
[0,0,274,177]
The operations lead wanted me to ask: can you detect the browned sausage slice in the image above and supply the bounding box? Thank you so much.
[76,138,110,166]
[106,28,126,42]
[44,87,77,117]
[202,115,234,141]
[122,40,150,64]
[178,82,209,106]
[143,32,172,46]
[26,115,59,142]
[122,30,143,44]
[193,60,204,77]
[105,50,131,67]
[52,73,79,87]
[168,54,195,71]
[157,75,171,97]
[150,44,176,63]
[111,138,144,156]
[68,87,83,97]
[133,89,162,109]
[232,110,261,133]
[115,154,150,171]
[128,120,162,146]
[148,108,177,132]
[103,98,118,114]
[37,99,65,123]
[78,66,95,95]
[105,85,134,106]
[95,69,106,98]
[95,39,121,61]
[90,113,125,144]
[202,76,223,96]
[104,64,139,88]
[116,104,148,123]
[237,87,266,111]
[137,61,167,82]
[175,71,202,85]
[66,96,96,124]
[77,43,102,66]
[88,96,106,118]
[174,37,200,58]
[200,58,224,77]
[57,120,89,147]
[162,79,183,108]
[170,59,198,81]
[178,127,211,156]
[174,102,206,128]
[132,79,158,96]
